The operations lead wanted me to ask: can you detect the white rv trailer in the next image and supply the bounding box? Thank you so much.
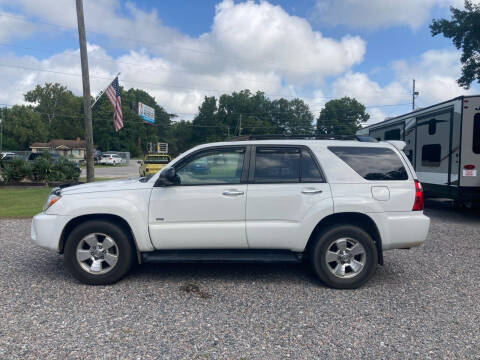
[357,95,480,204]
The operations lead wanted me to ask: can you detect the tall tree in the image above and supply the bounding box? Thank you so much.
[316,97,369,135]
[24,83,83,139]
[2,106,48,150]
[430,0,480,88]
[190,96,222,144]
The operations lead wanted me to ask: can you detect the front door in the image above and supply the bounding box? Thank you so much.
[148,146,249,249]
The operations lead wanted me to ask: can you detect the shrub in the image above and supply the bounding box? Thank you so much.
[0,158,32,184]
[50,158,80,182]
[31,156,51,181]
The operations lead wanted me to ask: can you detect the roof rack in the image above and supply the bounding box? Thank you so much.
[229,134,378,142]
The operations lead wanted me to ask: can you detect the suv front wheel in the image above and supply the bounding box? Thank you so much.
[310,225,378,289]
[64,220,135,285]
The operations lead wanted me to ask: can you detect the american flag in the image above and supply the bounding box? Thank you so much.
[105,77,123,131]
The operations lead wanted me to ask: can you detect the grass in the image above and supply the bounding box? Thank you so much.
[0,187,51,218]
[0,177,123,218]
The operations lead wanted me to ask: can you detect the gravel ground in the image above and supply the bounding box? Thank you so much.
[0,200,479,359]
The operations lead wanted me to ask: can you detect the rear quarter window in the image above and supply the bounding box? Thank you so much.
[328,146,409,181]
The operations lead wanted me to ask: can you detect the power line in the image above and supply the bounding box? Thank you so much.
[0,63,414,104]
[0,42,284,87]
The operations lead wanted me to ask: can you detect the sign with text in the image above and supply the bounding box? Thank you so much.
[138,102,155,124]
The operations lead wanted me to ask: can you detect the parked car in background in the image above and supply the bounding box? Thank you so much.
[1,152,16,160]
[99,153,124,165]
[139,154,171,177]
[27,152,61,163]
[31,137,430,289]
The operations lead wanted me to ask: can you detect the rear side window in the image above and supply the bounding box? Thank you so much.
[329,146,408,181]
[254,147,300,183]
[473,113,480,154]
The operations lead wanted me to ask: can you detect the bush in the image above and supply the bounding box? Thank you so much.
[0,158,32,184]
[31,156,51,181]
[0,155,80,184]
[50,158,81,182]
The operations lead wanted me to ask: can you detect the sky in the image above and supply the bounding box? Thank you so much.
[0,0,479,125]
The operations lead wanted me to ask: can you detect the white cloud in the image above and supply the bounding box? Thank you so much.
[0,10,36,42]
[314,0,467,30]
[0,0,368,118]
[332,72,408,105]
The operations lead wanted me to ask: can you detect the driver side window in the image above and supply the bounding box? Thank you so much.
[175,147,245,185]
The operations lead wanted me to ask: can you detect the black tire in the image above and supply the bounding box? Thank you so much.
[64,220,135,285]
[310,225,378,289]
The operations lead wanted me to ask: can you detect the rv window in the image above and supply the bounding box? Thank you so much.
[422,144,441,167]
[328,146,408,181]
[473,113,480,154]
[428,119,436,135]
[384,129,401,140]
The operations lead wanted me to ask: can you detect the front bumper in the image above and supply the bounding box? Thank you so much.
[31,213,73,252]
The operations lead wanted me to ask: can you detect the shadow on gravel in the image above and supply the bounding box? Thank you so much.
[129,262,321,286]
[424,198,480,224]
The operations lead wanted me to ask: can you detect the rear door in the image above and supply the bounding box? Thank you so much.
[245,146,333,250]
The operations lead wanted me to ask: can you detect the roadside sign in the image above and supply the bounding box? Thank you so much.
[157,143,168,154]
[138,102,155,124]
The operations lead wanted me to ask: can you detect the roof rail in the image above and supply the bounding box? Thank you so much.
[229,134,378,142]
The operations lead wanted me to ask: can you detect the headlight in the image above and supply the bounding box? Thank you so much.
[43,188,62,211]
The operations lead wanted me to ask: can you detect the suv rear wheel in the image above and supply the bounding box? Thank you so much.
[64,220,135,285]
[310,225,378,289]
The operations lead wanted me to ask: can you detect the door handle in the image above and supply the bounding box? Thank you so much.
[301,188,323,194]
[223,189,244,196]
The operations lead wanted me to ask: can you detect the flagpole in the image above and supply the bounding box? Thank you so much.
[91,72,121,109]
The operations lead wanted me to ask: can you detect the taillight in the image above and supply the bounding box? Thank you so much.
[464,164,475,170]
[412,179,424,211]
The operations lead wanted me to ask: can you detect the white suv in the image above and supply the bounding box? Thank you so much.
[31,138,430,289]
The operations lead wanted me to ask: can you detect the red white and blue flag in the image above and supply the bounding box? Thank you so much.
[105,77,123,131]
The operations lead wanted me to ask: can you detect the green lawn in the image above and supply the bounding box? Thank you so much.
[0,187,51,218]
[0,177,122,218]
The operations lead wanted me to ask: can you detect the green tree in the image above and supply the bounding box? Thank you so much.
[2,105,48,150]
[24,83,84,139]
[271,98,314,135]
[430,0,480,88]
[167,120,194,156]
[190,96,223,145]
[316,97,369,135]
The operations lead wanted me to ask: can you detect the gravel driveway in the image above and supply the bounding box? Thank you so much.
[0,200,479,359]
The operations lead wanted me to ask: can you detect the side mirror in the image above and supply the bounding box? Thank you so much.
[155,167,177,186]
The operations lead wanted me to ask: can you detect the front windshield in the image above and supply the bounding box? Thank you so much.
[145,156,170,164]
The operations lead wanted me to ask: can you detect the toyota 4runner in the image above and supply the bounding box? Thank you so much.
[31,138,430,289]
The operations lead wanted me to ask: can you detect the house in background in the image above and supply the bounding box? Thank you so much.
[30,138,86,161]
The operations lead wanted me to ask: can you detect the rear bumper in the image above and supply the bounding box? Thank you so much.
[368,211,430,251]
[31,213,73,252]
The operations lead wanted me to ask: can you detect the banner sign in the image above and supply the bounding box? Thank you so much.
[138,102,155,124]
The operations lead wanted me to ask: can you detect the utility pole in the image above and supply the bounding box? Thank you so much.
[76,0,94,182]
[238,114,242,136]
[0,108,4,152]
[412,79,419,111]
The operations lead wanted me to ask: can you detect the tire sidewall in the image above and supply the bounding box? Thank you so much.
[64,220,134,285]
[311,225,378,289]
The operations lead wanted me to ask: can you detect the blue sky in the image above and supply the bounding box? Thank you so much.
[0,0,478,123]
